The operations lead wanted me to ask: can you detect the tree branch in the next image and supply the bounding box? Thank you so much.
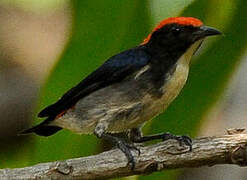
[2,131,247,179]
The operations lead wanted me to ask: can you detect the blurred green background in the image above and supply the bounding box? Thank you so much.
[1,0,247,179]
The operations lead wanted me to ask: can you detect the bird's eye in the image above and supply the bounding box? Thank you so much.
[171,27,181,36]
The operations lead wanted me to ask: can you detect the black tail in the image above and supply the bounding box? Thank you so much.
[20,118,62,137]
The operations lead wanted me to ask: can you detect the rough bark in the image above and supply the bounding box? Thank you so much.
[1,131,247,179]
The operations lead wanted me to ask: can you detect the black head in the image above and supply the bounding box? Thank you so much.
[142,17,221,58]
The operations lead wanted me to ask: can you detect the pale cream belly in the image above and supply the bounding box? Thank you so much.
[140,60,189,123]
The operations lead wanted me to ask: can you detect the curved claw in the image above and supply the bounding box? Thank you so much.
[160,133,193,151]
[175,135,193,151]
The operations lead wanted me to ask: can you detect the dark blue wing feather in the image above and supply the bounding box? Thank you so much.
[38,46,150,118]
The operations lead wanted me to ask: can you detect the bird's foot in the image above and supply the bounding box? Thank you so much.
[161,133,192,151]
[98,132,140,170]
[115,138,140,170]
[129,128,192,151]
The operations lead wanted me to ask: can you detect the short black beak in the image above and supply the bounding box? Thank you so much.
[200,26,222,36]
[193,26,222,40]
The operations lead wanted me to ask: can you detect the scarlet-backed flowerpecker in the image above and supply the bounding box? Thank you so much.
[22,17,221,169]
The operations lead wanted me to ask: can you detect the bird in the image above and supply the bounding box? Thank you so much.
[21,17,221,169]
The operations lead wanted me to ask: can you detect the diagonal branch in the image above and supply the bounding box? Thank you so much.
[1,131,247,179]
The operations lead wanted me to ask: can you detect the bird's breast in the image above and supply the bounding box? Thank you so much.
[140,51,190,122]
[140,39,204,121]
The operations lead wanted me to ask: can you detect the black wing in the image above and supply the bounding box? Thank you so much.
[38,46,150,118]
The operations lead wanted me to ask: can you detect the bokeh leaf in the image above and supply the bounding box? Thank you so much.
[150,0,195,24]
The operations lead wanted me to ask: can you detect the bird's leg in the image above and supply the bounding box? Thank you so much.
[129,128,192,151]
[94,123,139,170]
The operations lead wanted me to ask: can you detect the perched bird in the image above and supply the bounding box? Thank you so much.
[21,17,221,169]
